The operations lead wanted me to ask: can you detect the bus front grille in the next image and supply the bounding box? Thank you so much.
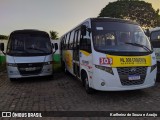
[117,67,147,86]
[17,63,43,76]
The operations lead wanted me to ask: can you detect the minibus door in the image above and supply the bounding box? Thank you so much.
[73,30,80,77]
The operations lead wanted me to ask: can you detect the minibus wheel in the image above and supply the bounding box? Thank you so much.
[62,61,69,74]
[10,78,15,81]
[61,61,65,72]
[84,74,94,94]
[64,64,69,74]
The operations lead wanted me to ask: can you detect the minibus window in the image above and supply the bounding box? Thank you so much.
[92,22,152,53]
[7,33,52,56]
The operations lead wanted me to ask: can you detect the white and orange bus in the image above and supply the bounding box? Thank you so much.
[60,18,157,93]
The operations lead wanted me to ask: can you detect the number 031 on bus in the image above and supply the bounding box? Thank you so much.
[60,18,157,93]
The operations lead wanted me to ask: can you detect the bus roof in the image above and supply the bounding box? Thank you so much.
[60,17,138,38]
[91,17,138,25]
[10,29,49,35]
[149,27,160,32]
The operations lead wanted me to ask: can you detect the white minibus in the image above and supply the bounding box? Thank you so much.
[0,29,58,81]
[60,18,157,93]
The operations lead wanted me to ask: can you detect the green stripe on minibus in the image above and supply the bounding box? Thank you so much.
[53,54,60,63]
[0,55,6,65]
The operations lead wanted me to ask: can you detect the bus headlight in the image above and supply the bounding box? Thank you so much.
[44,61,53,65]
[95,65,114,75]
[150,64,157,73]
[7,63,17,67]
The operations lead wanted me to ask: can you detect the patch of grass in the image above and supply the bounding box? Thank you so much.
[0,63,6,72]
[53,62,62,72]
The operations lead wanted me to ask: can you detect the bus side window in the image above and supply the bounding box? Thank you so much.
[73,30,79,49]
[67,32,71,49]
[77,30,81,48]
[80,38,92,53]
[61,37,64,49]
[80,23,92,53]
[64,35,67,50]
[65,33,70,50]
[151,30,160,41]
[69,31,74,49]
[73,31,78,49]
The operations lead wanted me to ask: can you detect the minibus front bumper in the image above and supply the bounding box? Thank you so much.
[91,66,156,91]
[7,64,53,78]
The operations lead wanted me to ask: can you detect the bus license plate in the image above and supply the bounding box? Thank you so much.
[25,67,36,71]
[128,75,140,80]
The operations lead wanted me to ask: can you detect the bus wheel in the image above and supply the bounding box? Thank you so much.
[84,75,94,94]
[61,61,65,72]
[64,64,69,75]
[10,78,15,81]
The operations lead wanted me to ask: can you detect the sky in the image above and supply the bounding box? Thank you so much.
[0,0,160,37]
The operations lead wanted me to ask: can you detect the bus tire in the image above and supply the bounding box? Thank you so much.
[61,61,65,72]
[83,73,94,94]
[10,78,15,81]
[81,70,85,86]
[64,63,69,75]
[47,75,53,80]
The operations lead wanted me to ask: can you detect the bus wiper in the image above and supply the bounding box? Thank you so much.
[125,42,152,52]
[14,49,29,53]
[26,47,46,53]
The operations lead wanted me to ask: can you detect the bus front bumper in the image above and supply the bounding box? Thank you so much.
[90,67,156,91]
[7,65,53,79]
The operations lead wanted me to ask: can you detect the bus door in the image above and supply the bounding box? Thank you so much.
[73,29,81,77]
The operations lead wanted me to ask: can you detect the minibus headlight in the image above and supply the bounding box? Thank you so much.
[150,64,157,73]
[95,65,114,75]
[7,63,17,67]
[44,61,53,65]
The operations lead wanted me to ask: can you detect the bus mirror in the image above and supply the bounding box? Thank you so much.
[55,43,58,50]
[81,25,86,36]
[88,28,91,36]
[145,29,150,37]
[52,43,54,49]
[0,43,4,51]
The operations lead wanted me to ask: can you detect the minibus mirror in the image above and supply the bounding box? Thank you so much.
[0,43,4,51]
[52,43,54,49]
[55,43,58,50]
[145,29,150,37]
[88,28,91,36]
[81,25,86,36]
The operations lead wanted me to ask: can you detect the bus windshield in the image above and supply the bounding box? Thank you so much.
[92,22,152,53]
[7,32,52,56]
[150,30,160,41]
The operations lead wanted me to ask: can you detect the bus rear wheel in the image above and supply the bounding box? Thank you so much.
[62,61,69,74]
[10,78,16,81]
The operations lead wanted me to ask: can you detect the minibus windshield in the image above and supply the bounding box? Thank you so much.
[92,22,152,53]
[150,30,160,41]
[7,33,52,56]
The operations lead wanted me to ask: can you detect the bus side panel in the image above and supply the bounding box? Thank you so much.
[80,50,93,86]
[63,50,73,74]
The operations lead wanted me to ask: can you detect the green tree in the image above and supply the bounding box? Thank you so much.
[0,35,8,40]
[98,0,160,28]
[49,31,59,40]
[157,15,160,26]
